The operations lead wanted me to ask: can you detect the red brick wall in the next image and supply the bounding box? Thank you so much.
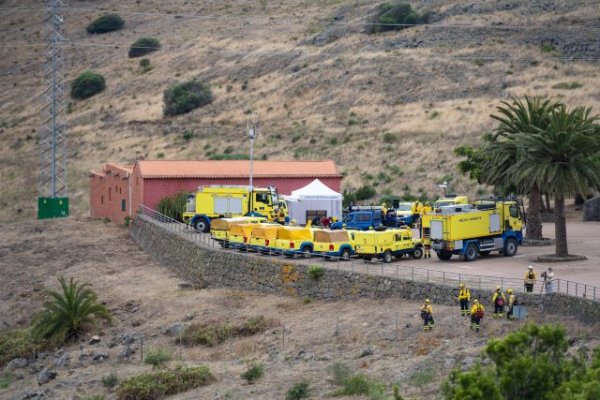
[141,177,342,211]
[89,165,132,223]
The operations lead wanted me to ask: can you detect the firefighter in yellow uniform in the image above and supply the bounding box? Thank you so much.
[470,299,484,332]
[524,265,536,293]
[492,286,506,318]
[420,299,434,332]
[458,283,471,316]
[506,288,516,320]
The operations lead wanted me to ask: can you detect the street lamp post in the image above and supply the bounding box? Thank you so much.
[438,181,448,197]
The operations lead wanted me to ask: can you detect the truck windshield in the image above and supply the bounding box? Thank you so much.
[256,192,271,205]
[343,215,353,223]
[396,204,412,211]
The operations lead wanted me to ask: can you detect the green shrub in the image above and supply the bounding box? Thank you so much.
[102,372,118,388]
[86,14,124,34]
[355,185,376,201]
[369,2,428,34]
[0,328,46,366]
[71,71,106,100]
[382,132,397,143]
[552,82,583,90]
[208,153,250,160]
[32,276,111,343]
[241,364,264,383]
[156,191,189,222]
[541,43,556,53]
[117,365,214,400]
[308,265,325,281]
[163,80,213,116]
[286,381,310,400]
[0,371,13,389]
[139,58,152,73]
[129,37,161,58]
[179,316,271,346]
[334,374,386,397]
[144,348,171,369]
[328,362,352,386]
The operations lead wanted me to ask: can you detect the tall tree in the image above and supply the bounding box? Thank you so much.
[513,106,600,257]
[487,97,563,240]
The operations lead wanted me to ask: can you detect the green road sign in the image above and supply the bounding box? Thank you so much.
[38,197,69,219]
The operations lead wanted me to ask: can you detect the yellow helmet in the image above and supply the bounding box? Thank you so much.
[473,299,479,303]
[507,288,513,294]
[291,219,296,224]
[528,265,533,270]
[496,285,501,290]
[459,283,464,288]
[425,298,430,304]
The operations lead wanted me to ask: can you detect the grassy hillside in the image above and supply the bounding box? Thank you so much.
[1,0,599,221]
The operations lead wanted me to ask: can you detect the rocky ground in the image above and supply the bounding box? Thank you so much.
[1,218,599,399]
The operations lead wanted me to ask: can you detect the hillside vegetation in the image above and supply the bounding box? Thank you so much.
[1,0,599,221]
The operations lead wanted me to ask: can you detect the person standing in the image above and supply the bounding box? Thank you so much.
[544,267,554,294]
[506,288,516,320]
[421,299,434,332]
[458,283,471,316]
[470,299,484,333]
[524,266,536,293]
[492,286,506,318]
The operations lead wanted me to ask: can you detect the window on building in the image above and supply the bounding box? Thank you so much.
[101,195,104,204]
[306,210,327,223]
[121,199,126,212]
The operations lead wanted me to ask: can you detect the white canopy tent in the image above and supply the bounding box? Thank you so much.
[283,179,343,225]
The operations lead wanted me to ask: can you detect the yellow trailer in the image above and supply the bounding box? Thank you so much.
[210,217,266,247]
[275,226,316,257]
[228,223,260,250]
[249,224,282,253]
[313,230,355,261]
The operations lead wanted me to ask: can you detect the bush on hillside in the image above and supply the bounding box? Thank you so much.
[117,366,214,400]
[128,37,161,58]
[156,192,189,222]
[368,2,429,33]
[71,71,106,100]
[86,14,125,34]
[163,80,213,117]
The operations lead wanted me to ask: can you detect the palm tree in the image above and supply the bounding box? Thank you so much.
[513,106,600,257]
[485,96,563,240]
[32,276,112,342]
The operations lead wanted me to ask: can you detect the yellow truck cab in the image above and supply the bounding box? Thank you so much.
[249,224,282,253]
[429,200,524,261]
[183,185,288,233]
[354,228,423,263]
[228,223,261,250]
[313,230,355,261]
[275,226,316,258]
[210,217,266,247]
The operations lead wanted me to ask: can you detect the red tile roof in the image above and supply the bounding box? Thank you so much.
[134,160,342,179]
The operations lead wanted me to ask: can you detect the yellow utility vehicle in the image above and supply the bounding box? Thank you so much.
[354,228,423,263]
[210,217,266,247]
[249,224,282,253]
[183,185,288,232]
[433,196,469,212]
[428,200,524,261]
[275,226,316,258]
[313,230,355,261]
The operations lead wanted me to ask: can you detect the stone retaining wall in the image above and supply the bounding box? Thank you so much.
[131,217,600,324]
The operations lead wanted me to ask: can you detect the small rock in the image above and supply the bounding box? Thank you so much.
[53,353,69,368]
[359,346,375,358]
[116,332,138,345]
[461,356,476,371]
[405,323,411,328]
[183,313,194,321]
[161,322,184,337]
[6,357,29,370]
[92,352,109,363]
[119,344,135,360]
[88,335,101,345]
[318,353,333,361]
[178,281,193,290]
[131,319,143,327]
[37,368,57,385]
[15,389,47,399]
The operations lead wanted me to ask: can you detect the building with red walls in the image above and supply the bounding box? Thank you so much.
[90,160,343,223]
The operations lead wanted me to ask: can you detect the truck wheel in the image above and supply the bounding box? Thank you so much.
[412,246,423,259]
[464,243,479,262]
[383,250,393,263]
[503,238,518,257]
[341,248,351,261]
[193,218,209,233]
[437,250,452,261]
[302,246,313,258]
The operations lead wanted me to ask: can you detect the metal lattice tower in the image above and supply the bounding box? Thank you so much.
[38,0,69,218]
